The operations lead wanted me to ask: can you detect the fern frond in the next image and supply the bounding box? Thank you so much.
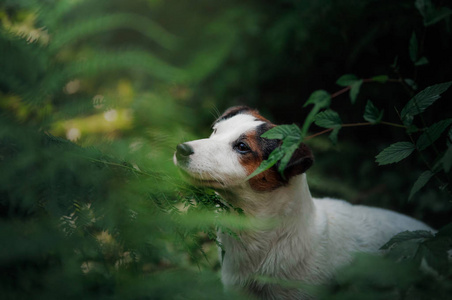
[50,13,178,52]
[65,50,185,82]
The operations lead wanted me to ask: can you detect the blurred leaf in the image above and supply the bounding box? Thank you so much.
[415,0,452,27]
[416,119,452,151]
[380,230,434,250]
[416,239,450,275]
[409,32,419,63]
[335,74,363,103]
[425,7,452,26]
[441,146,452,172]
[50,13,178,51]
[386,239,424,262]
[401,82,452,124]
[349,79,363,104]
[314,109,342,128]
[363,100,384,124]
[67,50,185,82]
[329,127,341,145]
[436,223,452,237]
[409,171,434,199]
[371,75,389,83]
[415,56,429,66]
[375,142,416,165]
[336,74,359,86]
[404,78,418,91]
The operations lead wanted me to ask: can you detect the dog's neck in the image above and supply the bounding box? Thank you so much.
[218,173,315,222]
[217,174,320,288]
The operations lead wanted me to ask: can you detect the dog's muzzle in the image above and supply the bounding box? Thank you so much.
[175,143,194,165]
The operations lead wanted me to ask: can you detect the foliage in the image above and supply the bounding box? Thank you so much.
[247,0,452,297]
[1,0,452,299]
[0,1,245,299]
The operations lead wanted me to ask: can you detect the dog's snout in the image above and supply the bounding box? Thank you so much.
[176,143,194,158]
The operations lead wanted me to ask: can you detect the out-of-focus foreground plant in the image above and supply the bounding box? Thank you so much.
[0,1,246,299]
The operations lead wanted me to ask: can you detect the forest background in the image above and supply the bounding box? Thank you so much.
[1,0,451,299]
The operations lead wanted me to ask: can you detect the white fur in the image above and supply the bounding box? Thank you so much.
[175,114,264,187]
[174,113,433,300]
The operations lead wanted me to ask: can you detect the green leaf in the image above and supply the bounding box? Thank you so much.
[371,75,389,83]
[248,124,303,179]
[416,119,452,151]
[302,90,331,136]
[441,146,452,172]
[277,144,299,175]
[424,7,452,27]
[415,56,429,66]
[400,82,452,124]
[409,171,434,199]
[261,124,302,140]
[246,147,284,180]
[329,127,341,145]
[415,0,431,19]
[404,78,418,91]
[380,230,434,250]
[436,223,452,237]
[349,79,363,104]
[336,74,359,87]
[314,110,342,128]
[409,32,418,63]
[363,100,384,124]
[314,110,342,145]
[303,90,331,108]
[385,239,423,262]
[335,74,364,103]
[391,56,399,69]
[415,0,452,26]
[375,142,415,165]
[416,239,450,275]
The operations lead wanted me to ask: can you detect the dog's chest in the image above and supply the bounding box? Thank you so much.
[218,227,325,289]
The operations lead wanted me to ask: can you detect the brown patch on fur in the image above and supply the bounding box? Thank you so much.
[247,109,273,124]
[219,106,315,192]
[214,106,271,125]
[238,129,285,192]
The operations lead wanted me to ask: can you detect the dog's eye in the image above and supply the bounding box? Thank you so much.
[235,142,251,154]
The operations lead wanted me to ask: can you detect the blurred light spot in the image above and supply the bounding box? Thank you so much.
[104,109,118,122]
[66,127,81,141]
[64,80,81,94]
[93,95,105,109]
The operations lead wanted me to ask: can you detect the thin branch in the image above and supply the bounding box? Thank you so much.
[331,86,350,99]
[305,120,409,141]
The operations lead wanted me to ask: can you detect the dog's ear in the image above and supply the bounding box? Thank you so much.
[281,143,314,180]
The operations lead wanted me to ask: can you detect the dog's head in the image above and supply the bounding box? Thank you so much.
[174,106,313,192]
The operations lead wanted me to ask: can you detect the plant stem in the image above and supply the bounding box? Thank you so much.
[380,121,407,128]
[305,120,408,141]
[331,86,350,98]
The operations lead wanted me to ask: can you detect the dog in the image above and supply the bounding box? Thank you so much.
[173,106,433,299]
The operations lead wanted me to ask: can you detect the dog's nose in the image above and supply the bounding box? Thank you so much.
[176,143,194,158]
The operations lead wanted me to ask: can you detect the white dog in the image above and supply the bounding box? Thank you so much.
[173,106,432,299]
